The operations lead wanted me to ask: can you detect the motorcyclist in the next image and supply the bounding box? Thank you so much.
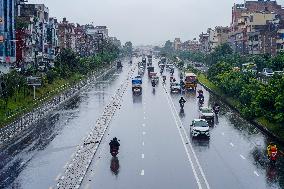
[170,75,173,83]
[267,142,278,158]
[162,75,166,83]
[179,97,186,109]
[109,137,120,152]
[213,103,220,113]
[180,80,185,90]
[151,79,156,87]
[198,89,203,95]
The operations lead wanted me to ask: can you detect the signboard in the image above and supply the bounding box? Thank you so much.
[27,76,42,86]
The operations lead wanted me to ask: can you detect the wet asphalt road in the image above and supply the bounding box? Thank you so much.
[0,58,284,189]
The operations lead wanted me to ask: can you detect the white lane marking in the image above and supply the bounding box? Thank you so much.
[254,171,259,177]
[230,143,234,147]
[140,169,145,176]
[142,123,146,127]
[221,132,225,136]
[141,154,145,159]
[163,90,202,189]
[142,141,145,146]
[164,85,210,189]
[55,173,61,181]
[142,131,146,135]
[240,154,246,160]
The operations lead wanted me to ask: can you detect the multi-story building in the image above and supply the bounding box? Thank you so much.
[94,26,108,39]
[173,38,181,51]
[47,17,58,61]
[205,26,230,52]
[109,37,121,48]
[0,0,16,63]
[199,32,210,53]
[58,18,75,51]
[230,0,284,56]
[181,40,201,52]
[19,3,50,63]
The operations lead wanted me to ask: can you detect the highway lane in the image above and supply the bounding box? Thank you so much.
[0,58,135,189]
[81,57,284,189]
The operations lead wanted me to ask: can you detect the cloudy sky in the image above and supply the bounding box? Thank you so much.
[29,0,284,45]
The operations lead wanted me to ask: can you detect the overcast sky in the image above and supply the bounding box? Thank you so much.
[28,0,284,45]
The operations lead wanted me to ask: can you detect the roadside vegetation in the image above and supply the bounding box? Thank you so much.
[160,42,284,139]
[0,43,120,127]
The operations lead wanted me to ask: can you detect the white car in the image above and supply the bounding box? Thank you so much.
[190,119,210,137]
[170,82,180,93]
[199,107,214,124]
[262,68,274,77]
[166,64,174,70]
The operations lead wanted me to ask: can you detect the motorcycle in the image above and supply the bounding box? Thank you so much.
[213,105,220,115]
[180,102,185,111]
[269,151,277,164]
[110,147,119,157]
[198,97,204,106]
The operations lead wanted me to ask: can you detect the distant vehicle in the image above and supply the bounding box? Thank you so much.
[190,119,210,138]
[14,67,22,72]
[147,66,154,77]
[242,63,257,74]
[161,57,166,64]
[147,55,152,65]
[262,68,274,77]
[170,82,181,93]
[152,74,159,84]
[185,72,197,90]
[158,62,165,69]
[199,107,214,124]
[274,71,284,75]
[117,61,123,69]
[166,64,174,70]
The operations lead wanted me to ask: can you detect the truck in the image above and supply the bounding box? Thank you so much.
[185,72,197,90]
[132,77,142,95]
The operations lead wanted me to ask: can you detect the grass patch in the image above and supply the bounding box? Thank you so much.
[0,72,87,127]
[256,117,284,139]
